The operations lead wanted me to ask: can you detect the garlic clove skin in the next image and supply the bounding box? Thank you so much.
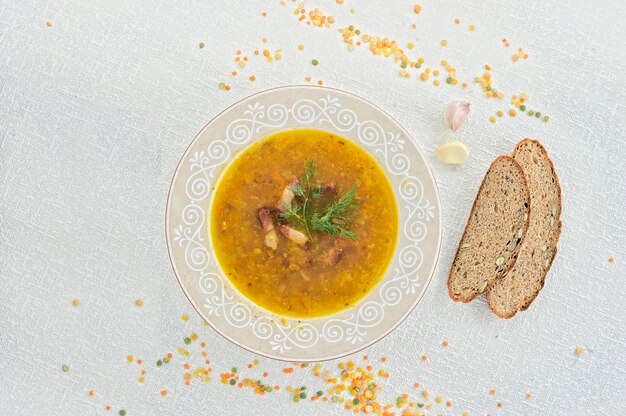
[436,141,469,164]
[443,100,471,132]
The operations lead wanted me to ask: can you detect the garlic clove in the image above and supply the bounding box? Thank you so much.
[436,141,469,164]
[443,100,471,132]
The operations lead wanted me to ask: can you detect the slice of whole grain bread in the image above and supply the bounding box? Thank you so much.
[448,156,531,303]
[487,139,562,318]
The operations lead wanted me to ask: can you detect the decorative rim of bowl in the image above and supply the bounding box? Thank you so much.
[165,85,442,361]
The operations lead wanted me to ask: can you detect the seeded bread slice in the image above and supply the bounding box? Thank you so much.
[487,139,562,318]
[447,156,531,303]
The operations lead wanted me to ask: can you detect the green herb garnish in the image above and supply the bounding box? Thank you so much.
[280,160,358,240]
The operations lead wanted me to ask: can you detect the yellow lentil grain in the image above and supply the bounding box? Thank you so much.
[181,313,189,321]
[490,116,496,123]
[46,21,53,27]
[440,39,448,47]
[298,44,304,51]
[199,42,205,49]
[127,355,134,363]
[135,299,143,307]
[72,299,80,307]
[407,42,414,50]
[497,110,504,117]
[469,24,475,31]
[433,79,440,86]
[413,4,422,14]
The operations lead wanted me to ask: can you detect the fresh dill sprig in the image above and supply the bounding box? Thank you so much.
[310,185,358,239]
[280,161,359,240]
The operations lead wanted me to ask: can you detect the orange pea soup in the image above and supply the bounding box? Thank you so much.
[210,129,398,318]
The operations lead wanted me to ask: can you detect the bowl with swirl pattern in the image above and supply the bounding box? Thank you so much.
[165,86,442,361]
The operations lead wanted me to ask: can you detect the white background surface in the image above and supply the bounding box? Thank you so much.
[1,1,625,415]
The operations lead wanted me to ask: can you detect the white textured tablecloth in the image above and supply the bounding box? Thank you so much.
[1,1,625,415]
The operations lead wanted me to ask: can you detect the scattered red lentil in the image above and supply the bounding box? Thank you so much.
[317,80,323,85]
[413,4,422,14]
[490,389,496,395]
[134,299,143,307]
[498,401,503,408]
[381,357,387,363]
[609,257,615,263]
[249,75,256,81]
[106,406,110,411]
[262,12,267,17]
[88,390,94,397]
[421,355,427,361]
[512,47,529,62]
[161,390,167,396]
[442,341,449,347]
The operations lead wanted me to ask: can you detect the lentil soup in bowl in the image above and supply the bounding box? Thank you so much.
[166,86,441,361]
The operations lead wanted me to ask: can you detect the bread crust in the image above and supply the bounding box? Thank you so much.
[486,139,563,318]
[447,155,531,303]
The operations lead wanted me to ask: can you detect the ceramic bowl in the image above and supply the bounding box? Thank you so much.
[166,86,441,361]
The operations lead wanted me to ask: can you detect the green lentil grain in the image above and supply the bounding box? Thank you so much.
[184,337,191,345]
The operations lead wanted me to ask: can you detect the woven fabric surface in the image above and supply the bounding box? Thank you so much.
[1,1,625,415]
